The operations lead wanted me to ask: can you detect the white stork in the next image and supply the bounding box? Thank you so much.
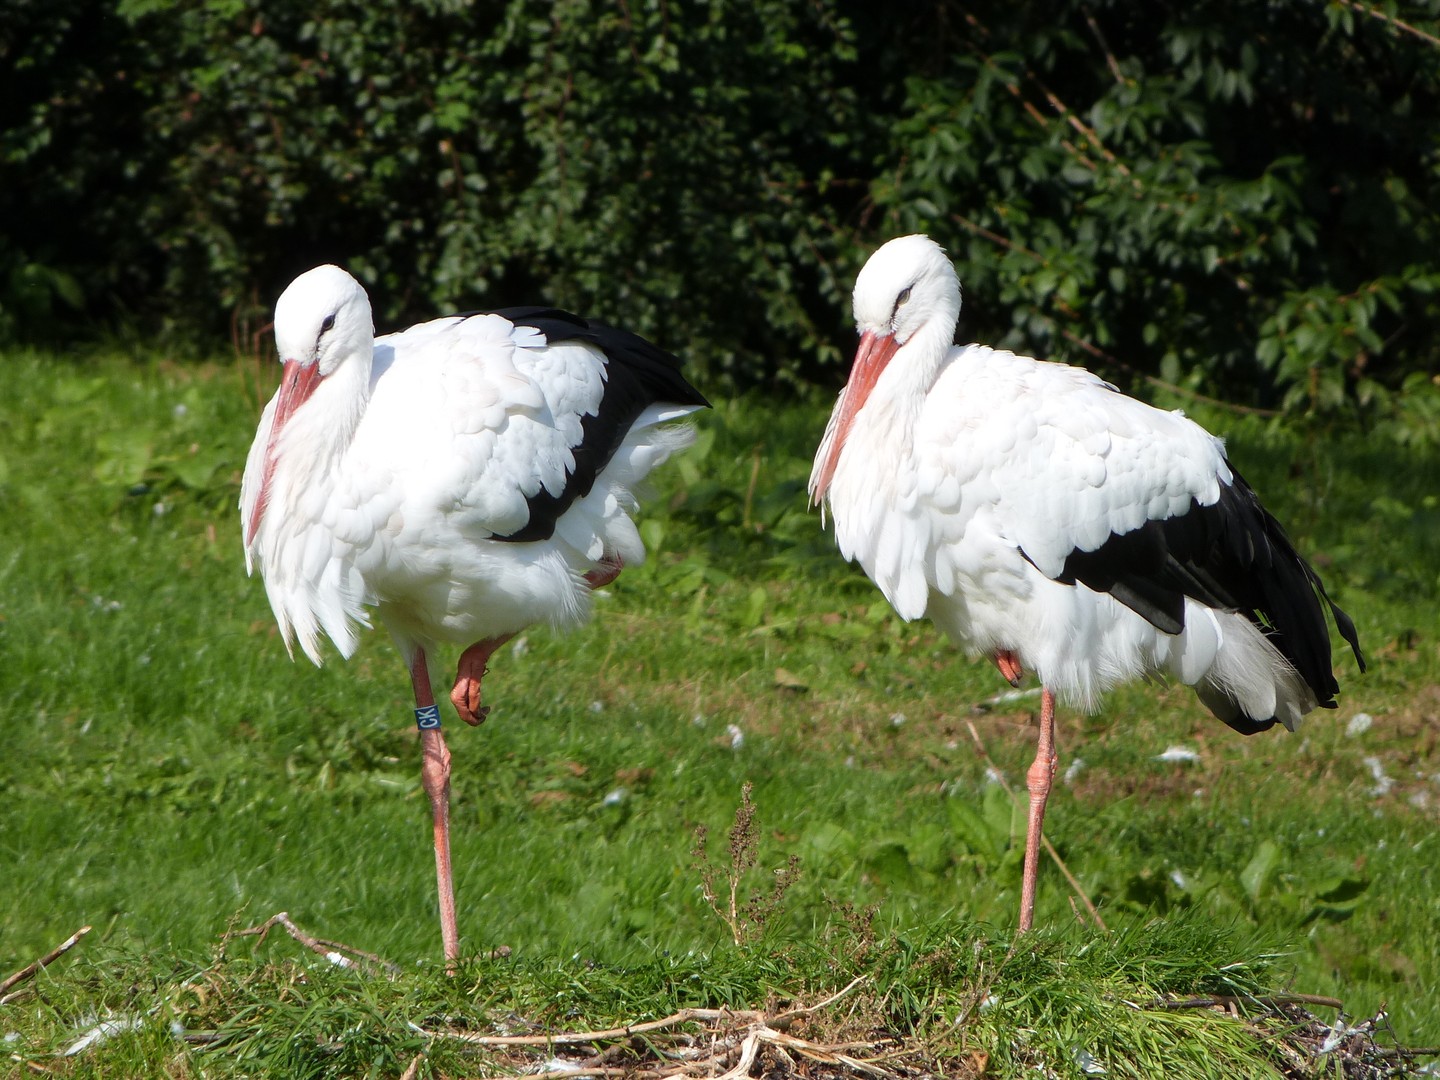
[240,265,708,964]
[809,234,1363,932]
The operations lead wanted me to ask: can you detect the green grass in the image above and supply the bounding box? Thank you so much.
[1,350,1438,1075]
[1,919,1328,1079]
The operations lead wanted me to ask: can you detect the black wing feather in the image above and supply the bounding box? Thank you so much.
[1036,464,1364,732]
[458,307,708,544]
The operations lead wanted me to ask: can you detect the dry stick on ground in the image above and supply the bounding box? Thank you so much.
[1152,993,1345,1012]
[409,976,904,1080]
[963,720,1109,932]
[0,926,91,1003]
[1168,999,1440,1075]
[416,1007,766,1048]
[418,976,871,1047]
[222,911,403,978]
[447,1025,901,1080]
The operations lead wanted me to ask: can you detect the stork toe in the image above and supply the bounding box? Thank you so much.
[584,554,623,590]
[449,674,490,726]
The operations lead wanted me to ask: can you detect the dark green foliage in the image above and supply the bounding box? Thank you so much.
[2,0,884,385]
[873,1,1440,423]
[3,0,1440,428]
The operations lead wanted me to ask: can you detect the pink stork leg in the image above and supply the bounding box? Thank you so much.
[421,553,625,962]
[1017,688,1058,932]
[410,649,460,969]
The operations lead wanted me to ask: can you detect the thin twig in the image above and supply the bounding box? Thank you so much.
[178,1031,231,1047]
[1339,0,1440,48]
[763,1028,900,1076]
[962,11,1132,180]
[411,979,899,1080]
[741,446,763,532]
[0,926,91,1001]
[714,1030,762,1080]
[1374,1045,1440,1057]
[1150,992,1346,1011]
[771,975,869,1027]
[414,1006,760,1047]
[1082,4,1126,84]
[223,911,402,977]
[1057,329,1281,417]
[963,720,1109,932]
[949,212,1046,262]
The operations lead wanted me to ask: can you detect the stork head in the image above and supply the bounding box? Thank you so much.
[245,265,374,546]
[851,234,961,348]
[810,235,962,502]
[265,265,374,442]
[274,264,374,377]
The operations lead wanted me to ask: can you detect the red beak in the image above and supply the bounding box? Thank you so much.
[811,329,899,501]
[245,359,323,546]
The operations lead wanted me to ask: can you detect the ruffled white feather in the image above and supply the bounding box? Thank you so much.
[813,235,1315,730]
[241,267,698,669]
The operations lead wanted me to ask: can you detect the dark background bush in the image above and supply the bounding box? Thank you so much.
[4,0,1439,431]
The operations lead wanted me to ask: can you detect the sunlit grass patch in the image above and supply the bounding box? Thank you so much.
[4,913,1417,1079]
[1,352,1438,1074]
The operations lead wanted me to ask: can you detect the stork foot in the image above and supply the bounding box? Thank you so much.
[995,649,1024,687]
[450,635,514,726]
[584,554,623,590]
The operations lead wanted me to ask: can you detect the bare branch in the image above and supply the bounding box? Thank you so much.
[0,926,91,1002]
[1340,0,1440,48]
[410,978,902,1080]
[1057,329,1282,418]
[222,911,402,977]
[1082,5,1126,84]
[1151,992,1346,1011]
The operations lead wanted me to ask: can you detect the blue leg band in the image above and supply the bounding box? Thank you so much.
[415,704,442,730]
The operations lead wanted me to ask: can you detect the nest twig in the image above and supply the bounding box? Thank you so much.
[0,926,91,1004]
[1153,995,1439,1079]
[410,975,915,1079]
[222,912,403,978]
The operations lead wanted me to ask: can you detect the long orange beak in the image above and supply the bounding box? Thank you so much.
[245,359,323,545]
[811,329,899,501]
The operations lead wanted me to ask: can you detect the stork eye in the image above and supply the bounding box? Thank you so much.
[320,314,337,335]
[894,286,912,313]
